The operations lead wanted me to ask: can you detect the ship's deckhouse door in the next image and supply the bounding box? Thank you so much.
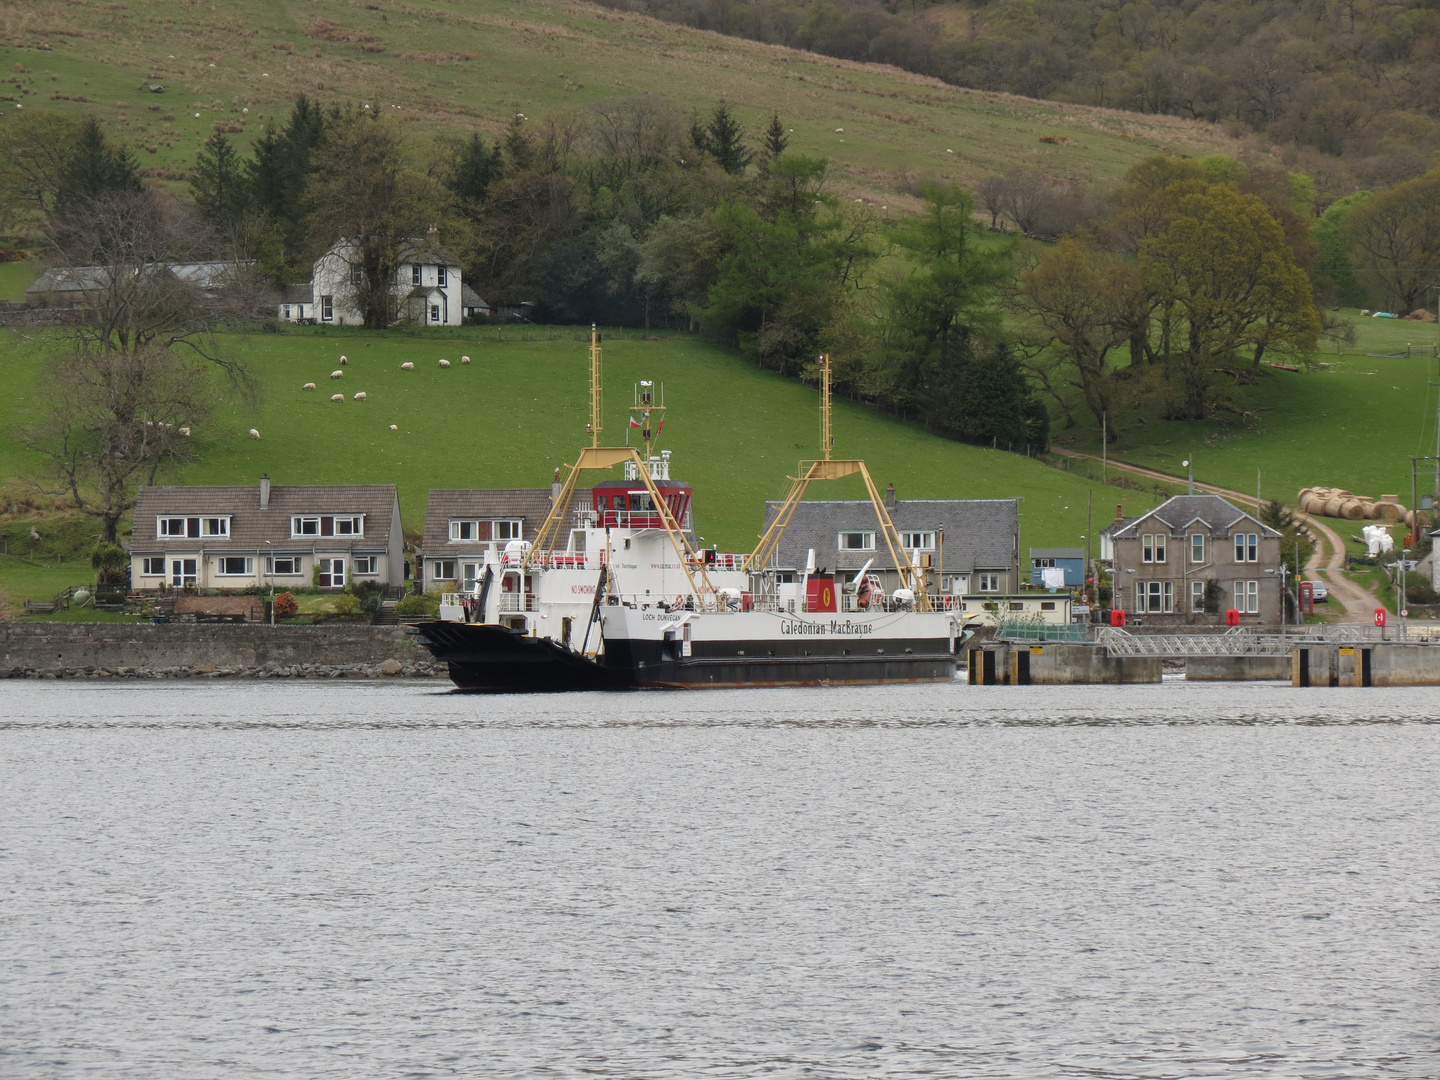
[682,622,692,657]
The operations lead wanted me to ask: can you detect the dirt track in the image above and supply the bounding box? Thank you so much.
[1052,450,1384,622]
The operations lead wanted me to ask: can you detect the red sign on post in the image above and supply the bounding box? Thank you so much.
[1375,608,1387,628]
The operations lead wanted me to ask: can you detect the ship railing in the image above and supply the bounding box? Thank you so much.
[498,593,538,613]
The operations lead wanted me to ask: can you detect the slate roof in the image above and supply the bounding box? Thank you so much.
[396,236,460,268]
[1031,547,1084,559]
[29,261,253,295]
[130,483,399,552]
[422,488,593,556]
[762,498,1019,573]
[460,283,489,310]
[277,283,312,303]
[1111,494,1281,540]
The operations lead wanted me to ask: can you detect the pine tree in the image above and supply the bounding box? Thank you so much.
[54,118,141,215]
[694,101,752,175]
[246,96,329,282]
[190,132,249,227]
[763,113,789,159]
[445,132,504,216]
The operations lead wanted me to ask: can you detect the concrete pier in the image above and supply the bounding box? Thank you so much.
[1293,642,1440,686]
[1186,655,1292,681]
[968,643,1160,684]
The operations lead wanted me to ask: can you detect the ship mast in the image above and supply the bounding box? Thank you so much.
[629,380,665,463]
[745,353,931,609]
[588,323,602,448]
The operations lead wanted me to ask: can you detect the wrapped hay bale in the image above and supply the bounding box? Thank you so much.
[1323,496,1346,517]
[1340,498,1369,520]
[1375,500,1407,522]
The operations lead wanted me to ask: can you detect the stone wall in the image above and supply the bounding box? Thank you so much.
[0,623,443,679]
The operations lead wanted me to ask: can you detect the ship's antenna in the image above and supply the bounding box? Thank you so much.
[589,323,602,448]
[820,353,833,461]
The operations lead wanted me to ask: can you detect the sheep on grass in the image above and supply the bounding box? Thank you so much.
[354,391,367,401]
[330,370,344,379]
[400,361,414,370]
[438,358,451,368]
[249,428,261,439]
[303,382,317,391]
[331,393,344,402]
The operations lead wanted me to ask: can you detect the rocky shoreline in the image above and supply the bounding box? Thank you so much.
[4,659,449,680]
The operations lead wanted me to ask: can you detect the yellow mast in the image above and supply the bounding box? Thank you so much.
[745,353,931,610]
[588,323,602,448]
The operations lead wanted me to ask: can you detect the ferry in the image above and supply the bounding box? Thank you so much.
[407,330,970,691]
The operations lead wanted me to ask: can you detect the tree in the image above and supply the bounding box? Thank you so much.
[1345,168,1440,314]
[190,132,249,229]
[0,111,81,239]
[247,96,328,281]
[54,118,140,216]
[691,101,752,175]
[1140,185,1320,419]
[306,108,441,329]
[1313,192,1370,307]
[442,131,504,216]
[763,113,789,159]
[953,343,1050,453]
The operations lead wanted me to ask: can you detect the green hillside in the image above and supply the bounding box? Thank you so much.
[0,0,1246,208]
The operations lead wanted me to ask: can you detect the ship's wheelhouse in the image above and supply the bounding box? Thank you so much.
[592,479,691,530]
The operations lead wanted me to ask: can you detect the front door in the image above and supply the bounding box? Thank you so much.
[319,557,345,588]
[462,562,483,591]
[171,559,197,588]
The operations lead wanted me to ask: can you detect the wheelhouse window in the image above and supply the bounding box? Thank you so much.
[266,556,300,575]
[217,556,252,576]
[291,515,363,538]
[839,531,875,551]
[1190,534,1205,563]
[1142,533,1166,563]
[141,557,166,575]
[1234,533,1258,562]
[902,531,936,550]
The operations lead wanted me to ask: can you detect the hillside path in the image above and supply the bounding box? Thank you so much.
[1051,449,1384,622]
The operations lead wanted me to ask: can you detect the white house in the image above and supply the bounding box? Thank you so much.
[276,231,482,327]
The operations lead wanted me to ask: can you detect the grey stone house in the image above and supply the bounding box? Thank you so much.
[760,492,1020,597]
[128,476,403,592]
[1109,494,1283,626]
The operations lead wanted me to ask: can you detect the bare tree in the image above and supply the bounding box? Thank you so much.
[974,175,1008,230]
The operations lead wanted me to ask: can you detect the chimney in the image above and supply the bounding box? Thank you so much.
[427,223,439,238]
[1115,503,1124,525]
[885,482,896,510]
[259,473,270,510]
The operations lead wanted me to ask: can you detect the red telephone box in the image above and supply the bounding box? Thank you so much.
[1225,608,1241,626]
[1299,580,1314,617]
[1375,608,1387,628]
[806,574,837,613]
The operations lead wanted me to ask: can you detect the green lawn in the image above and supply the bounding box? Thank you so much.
[0,325,1133,593]
[1058,309,1440,511]
[0,260,39,302]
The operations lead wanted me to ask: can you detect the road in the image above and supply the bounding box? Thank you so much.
[1052,449,1384,622]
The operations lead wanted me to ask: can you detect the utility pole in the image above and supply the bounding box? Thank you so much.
[1101,412,1107,485]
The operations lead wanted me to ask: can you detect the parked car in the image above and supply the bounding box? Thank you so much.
[1303,579,1328,602]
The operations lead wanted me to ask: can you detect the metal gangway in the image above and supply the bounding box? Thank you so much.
[1091,624,1440,656]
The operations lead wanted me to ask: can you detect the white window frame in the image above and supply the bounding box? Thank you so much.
[838,531,876,552]
[141,557,166,576]
[1234,579,1259,614]
[349,264,363,286]
[334,516,363,536]
[1234,533,1258,563]
[1190,533,1205,563]
[450,519,481,542]
[901,531,936,551]
[1141,533,1166,563]
[266,556,301,575]
[1033,557,1056,568]
[170,558,197,587]
[1191,579,1206,612]
[493,519,523,540]
[1138,580,1174,613]
[432,559,457,581]
[461,561,483,589]
[412,264,422,285]
[977,572,1001,592]
[320,294,334,322]
[201,517,229,537]
[430,304,440,323]
[291,515,363,538]
[437,267,447,287]
[216,556,253,577]
[353,555,378,575]
[158,516,192,538]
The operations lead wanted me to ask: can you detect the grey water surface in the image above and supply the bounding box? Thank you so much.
[1,680,1437,1078]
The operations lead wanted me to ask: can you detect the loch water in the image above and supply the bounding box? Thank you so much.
[1,679,1437,1079]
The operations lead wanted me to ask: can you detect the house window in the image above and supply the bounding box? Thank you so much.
[1138,580,1174,613]
[412,264,422,285]
[493,519,523,540]
[839,531,875,551]
[437,267,447,287]
[170,558,197,587]
[1191,534,1205,563]
[317,558,345,589]
[1191,579,1206,613]
[978,572,1001,592]
[201,517,228,537]
[1009,602,1024,611]
[291,516,362,538]
[429,304,440,323]
[158,516,194,537]
[432,559,457,581]
[142,557,166,576]
[1233,579,1259,613]
[353,556,378,575]
[1234,533,1258,562]
[1142,533,1166,563]
[349,264,363,286]
[461,561,483,589]
[266,556,300,575]
[321,295,333,321]
[901,531,935,550]
[283,305,291,319]
[1040,601,1056,611]
[217,556,253,576]
[1033,557,1056,568]
[450,519,484,542]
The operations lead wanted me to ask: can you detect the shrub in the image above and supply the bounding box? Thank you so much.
[1406,582,1440,605]
[90,541,128,584]
[272,591,299,619]
[331,594,361,617]
[395,592,438,617]
[350,579,388,619]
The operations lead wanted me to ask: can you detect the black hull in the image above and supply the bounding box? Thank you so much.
[408,621,957,692]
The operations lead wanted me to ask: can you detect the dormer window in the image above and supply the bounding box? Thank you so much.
[450,519,482,541]
[291,515,363,538]
[157,516,228,538]
[901,531,935,551]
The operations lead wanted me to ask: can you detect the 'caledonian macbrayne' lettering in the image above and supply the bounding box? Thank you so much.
[780,619,875,635]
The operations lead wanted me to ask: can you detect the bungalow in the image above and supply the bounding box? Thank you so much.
[275,231,474,327]
[419,487,592,592]
[760,490,1021,598]
[128,476,403,593]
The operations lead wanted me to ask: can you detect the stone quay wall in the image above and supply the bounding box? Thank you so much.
[0,623,445,679]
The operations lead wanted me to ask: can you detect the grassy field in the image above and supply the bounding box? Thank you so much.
[1052,311,1440,513]
[0,0,1247,209]
[0,323,1156,607]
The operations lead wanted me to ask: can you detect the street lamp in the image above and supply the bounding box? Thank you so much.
[1182,458,1194,495]
[264,540,274,625]
[1268,564,1289,632]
